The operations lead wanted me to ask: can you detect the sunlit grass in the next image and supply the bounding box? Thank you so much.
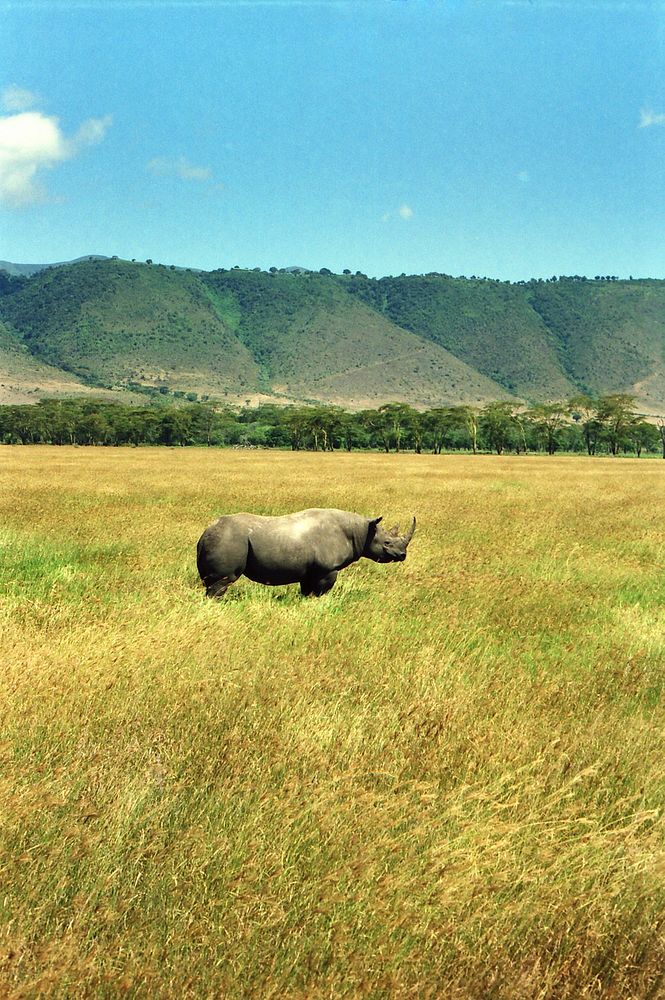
[1,447,664,998]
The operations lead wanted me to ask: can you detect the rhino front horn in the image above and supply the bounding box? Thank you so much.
[403,516,416,545]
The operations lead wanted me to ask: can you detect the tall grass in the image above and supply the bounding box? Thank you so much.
[1,447,664,998]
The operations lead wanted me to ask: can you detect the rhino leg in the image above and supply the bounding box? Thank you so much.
[198,525,248,599]
[301,570,338,598]
[205,573,240,599]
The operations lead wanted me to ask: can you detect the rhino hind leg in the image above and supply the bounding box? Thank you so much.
[205,574,239,599]
[301,571,338,598]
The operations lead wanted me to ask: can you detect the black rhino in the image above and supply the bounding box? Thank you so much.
[197,508,416,598]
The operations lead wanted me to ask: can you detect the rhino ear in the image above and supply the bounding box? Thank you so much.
[371,516,383,525]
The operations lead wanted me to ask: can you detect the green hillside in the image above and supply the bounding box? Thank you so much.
[527,279,665,407]
[0,316,108,405]
[0,260,259,397]
[340,274,575,400]
[202,269,510,407]
[1,259,664,409]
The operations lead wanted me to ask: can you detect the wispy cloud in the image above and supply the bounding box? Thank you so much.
[73,115,113,148]
[383,203,414,222]
[147,155,213,182]
[639,108,665,128]
[517,170,529,182]
[0,100,113,208]
[1,85,39,112]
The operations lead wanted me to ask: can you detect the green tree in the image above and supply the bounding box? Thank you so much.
[627,418,659,457]
[568,395,601,456]
[282,407,310,451]
[358,409,390,452]
[302,406,343,451]
[158,409,193,446]
[596,394,637,455]
[480,401,516,455]
[377,402,415,452]
[423,407,456,454]
[657,416,665,459]
[455,405,479,454]
[528,402,568,455]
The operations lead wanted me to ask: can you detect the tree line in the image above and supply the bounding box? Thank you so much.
[1,394,663,457]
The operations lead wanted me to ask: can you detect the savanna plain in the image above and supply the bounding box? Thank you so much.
[1,446,665,999]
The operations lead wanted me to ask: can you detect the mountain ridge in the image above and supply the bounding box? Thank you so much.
[0,257,663,411]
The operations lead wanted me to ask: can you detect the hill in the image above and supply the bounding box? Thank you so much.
[0,259,664,409]
[0,260,259,400]
[341,274,577,400]
[527,278,665,410]
[0,316,119,405]
[0,255,110,278]
[202,269,509,407]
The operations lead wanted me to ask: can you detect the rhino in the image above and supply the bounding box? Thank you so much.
[196,508,416,598]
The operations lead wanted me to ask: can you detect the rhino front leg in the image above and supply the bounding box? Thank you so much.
[301,570,338,597]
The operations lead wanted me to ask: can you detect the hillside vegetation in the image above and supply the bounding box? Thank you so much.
[203,269,509,407]
[0,261,258,398]
[1,259,664,409]
[342,273,577,400]
[0,317,109,405]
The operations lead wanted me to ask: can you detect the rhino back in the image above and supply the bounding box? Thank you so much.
[244,509,366,584]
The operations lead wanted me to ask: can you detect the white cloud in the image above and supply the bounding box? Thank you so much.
[0,103,112,208]
[1,85,39,112]
[0,112,68,207]
[639,108,665,128]
[147,155,213,182]
[517,170,530,182]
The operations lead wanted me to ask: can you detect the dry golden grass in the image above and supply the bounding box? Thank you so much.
[1,447,664,998]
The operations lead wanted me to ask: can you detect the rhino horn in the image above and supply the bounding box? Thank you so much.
[402,516,416,545]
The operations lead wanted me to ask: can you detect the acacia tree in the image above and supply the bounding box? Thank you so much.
[423,407,456,454]
[360,409,391,452]
[568,395,601,455]
[456,405,479,454]
[409,410,426,454]
[480,401,516,454]
[337,410,364,451]
[377,402,415,452]
[189,403,237,446]
[282,407,310,450]
[596,394,637,455]
[627,418,658,457]
[657,416,665,459]
[528,402,568,454]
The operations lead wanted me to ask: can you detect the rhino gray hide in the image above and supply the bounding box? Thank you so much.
[197,508,416,598]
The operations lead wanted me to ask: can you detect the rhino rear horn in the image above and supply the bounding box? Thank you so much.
[402,516,416,545]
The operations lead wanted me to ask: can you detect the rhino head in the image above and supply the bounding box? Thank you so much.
[364,515,416,563]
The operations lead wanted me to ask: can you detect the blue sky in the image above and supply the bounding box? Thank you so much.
[1,0,664,280]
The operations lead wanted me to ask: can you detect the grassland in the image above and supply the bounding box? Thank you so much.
[1,447,664,998]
